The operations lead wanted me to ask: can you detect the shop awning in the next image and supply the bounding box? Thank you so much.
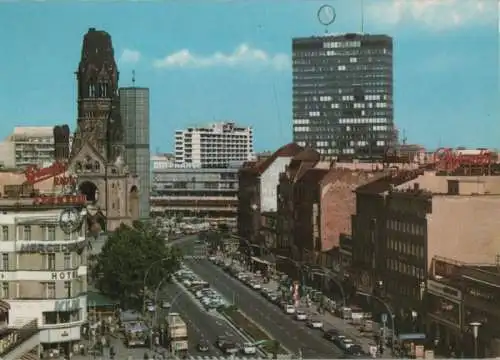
[250,255,275,266]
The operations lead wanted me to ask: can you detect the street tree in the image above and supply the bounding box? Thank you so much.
[91,221,182,309]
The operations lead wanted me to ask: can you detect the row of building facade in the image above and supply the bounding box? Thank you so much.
[237,142,500,357]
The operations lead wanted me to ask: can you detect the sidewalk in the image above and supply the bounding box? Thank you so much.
[225,259,387,357]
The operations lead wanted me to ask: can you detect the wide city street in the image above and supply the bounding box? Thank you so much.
[184,257,343,359]
[157,281,248,356]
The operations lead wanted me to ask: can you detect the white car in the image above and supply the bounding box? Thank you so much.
[340,338,355,350]
[241,343,257,355]
[307,318,323,329]
[250,281,262,290]
[284,304,296,314]
[147,304,155,312]
[295,311,308,321]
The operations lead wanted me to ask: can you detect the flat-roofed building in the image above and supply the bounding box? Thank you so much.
[151,163,240,224]
[0,211,87,355]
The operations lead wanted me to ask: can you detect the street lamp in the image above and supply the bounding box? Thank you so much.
[357,291,396,348]
[142,257,172,314]
[311,269,347,307]
[469,321,481,358]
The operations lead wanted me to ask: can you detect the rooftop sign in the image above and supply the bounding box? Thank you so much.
[25,161,67,184]
[433,148,493,170]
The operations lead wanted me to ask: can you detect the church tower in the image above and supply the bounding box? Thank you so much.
[68,28,139,232]
[72,28,124,161]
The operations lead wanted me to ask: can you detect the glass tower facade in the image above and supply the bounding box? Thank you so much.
[292,33,395,160]
[119,87,150,218]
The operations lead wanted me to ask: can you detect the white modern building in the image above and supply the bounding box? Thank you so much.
[174,122,254,167]
[0,126,74,169]
[0,211,87,354]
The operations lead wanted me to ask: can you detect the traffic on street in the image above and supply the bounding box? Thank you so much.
[184,257,345,359]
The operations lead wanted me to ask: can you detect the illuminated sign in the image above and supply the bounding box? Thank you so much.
[24,161,67,185]
[19,241,87,253]
[54,175,77,186]
[434,148,493,170]
[33,194,86,206]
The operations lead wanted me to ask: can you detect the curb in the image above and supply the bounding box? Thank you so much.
[218,308,293,357]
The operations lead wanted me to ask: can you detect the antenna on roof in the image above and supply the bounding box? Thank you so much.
[402,129,407,145]
[360,0,365,33]
[132,70,136,87]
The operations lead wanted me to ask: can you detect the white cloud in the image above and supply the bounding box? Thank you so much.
[153,43,290,71]
[119,49,141,64]
[367,0,492,30]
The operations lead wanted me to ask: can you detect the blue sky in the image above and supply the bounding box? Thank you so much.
[0,0,498,152]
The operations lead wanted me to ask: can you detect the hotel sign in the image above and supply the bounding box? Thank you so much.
[18,241,87,254]
[51,271,78,281]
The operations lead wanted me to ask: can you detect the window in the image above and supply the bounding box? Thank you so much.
[2,226,7,241]
[48,226,56,241]
[42,310,80,325]
[46,282,56,299]
[47,253,56,271]
[1,282,8,299]
[23,226,31,241]
[64,253,72,269]
[64,281,72,298]
[1,254,8,271]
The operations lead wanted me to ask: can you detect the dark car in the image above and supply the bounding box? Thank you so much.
[323,329,339,341]
[197,339,210,352]
[216,336,230,348]
[221,341,238,354]
[345,344,365,357]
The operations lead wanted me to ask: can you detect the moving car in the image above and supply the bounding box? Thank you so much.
[307,318,324,329]
[295,311,308,321]
[284,304,296,314]
[161,301,171,309]
[197,339,210,352]
[323,329,339,341]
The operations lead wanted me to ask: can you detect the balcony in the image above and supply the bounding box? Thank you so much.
[0,318,40,360]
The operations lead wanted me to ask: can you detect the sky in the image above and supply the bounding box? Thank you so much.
[0,0,498,153]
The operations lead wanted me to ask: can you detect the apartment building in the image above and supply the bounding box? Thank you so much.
[0,127,61,169]
[0,211,87,354]
[175,122,254,167]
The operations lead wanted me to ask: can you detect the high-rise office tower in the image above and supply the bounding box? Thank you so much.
[119,87,150,218]
[292,33,395,159]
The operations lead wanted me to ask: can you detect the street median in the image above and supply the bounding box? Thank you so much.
[218,305,289,355]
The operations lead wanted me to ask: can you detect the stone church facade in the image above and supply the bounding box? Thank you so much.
[63,28,139,231]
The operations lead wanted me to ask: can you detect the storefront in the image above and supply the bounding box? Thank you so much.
[425,279,463,356]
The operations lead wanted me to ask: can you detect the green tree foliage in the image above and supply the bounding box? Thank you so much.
[91,222,182,309]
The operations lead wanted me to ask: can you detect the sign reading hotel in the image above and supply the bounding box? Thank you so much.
[434,148,493,170]
[51,270,78,281]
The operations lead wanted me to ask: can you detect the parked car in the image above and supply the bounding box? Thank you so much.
[241,342,257,355]
[161,301,171,309]
[345,344,365,357]
[284,304,296,314]
[221,341,238,354]
[197,339,210,352]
